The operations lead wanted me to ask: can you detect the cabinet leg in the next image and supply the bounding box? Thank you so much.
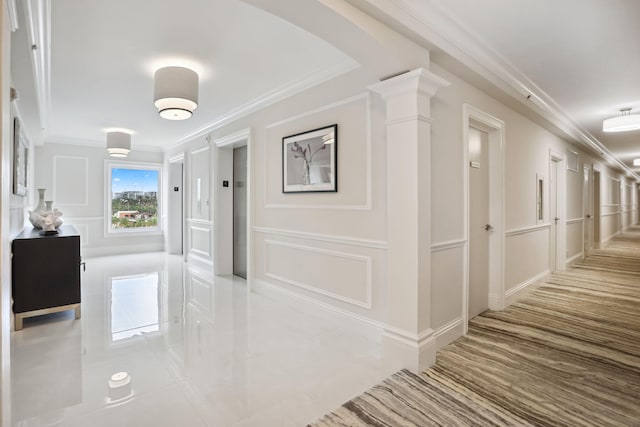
[15,315,23,331]
[75,305,81,319]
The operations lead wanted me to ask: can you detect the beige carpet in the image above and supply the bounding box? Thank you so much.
[310,228,640,426]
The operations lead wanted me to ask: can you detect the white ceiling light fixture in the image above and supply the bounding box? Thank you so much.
[634,158,640,166]
[154,66,199,120]
[106,131,131,157]
[603,108,640,132]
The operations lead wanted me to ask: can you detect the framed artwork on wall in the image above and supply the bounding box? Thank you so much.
[282,124,337,193]
[13,117,28,196]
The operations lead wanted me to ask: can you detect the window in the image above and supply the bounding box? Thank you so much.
[106,162,162,234]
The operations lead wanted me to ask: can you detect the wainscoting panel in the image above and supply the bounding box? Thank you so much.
[264,239,372,309]
[187,221,212,262]
[53,156,89,206]
[430,244,464,331]
[505,226,550,293]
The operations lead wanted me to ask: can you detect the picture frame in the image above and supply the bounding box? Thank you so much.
[13,117,28,196]
[282,124,337,193]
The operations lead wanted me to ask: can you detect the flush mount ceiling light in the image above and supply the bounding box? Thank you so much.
[106,132,131,157]
[634,158,640,166]
[603,108,640,132]
[154,66,199,120]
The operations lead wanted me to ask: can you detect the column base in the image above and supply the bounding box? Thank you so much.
[382,328,436,374]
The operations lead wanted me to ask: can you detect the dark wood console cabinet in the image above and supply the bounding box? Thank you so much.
[12,225,82,330]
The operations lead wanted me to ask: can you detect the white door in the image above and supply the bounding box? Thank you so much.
[550,160,559,271]
[468,127,490,319]
[583,166,592,256]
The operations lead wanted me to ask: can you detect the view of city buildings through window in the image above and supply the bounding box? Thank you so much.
[111,168,159,231]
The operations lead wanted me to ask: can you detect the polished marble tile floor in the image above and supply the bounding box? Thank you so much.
[10,253,393,426]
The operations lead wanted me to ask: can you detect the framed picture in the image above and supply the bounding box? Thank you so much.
[282,124,337,193]
[13,117,28,196]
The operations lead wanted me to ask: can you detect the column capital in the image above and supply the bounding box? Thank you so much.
[368,68,450,100]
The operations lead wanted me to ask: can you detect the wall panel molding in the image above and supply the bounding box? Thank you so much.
[264,239,372,309]
[431,239,466,253]
[264,93,373,211]
[52,156,89,206]
[505,223,550,237]
[254,226,386,249]
[566,218,584,225]
[505,269,549,306]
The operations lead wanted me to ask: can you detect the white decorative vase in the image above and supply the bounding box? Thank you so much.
[29,188,47,229]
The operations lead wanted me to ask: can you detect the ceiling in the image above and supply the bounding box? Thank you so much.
[13,0,356,151]
[12,0,640,175]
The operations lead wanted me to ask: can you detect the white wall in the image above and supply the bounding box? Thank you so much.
[35,143,164,257]
[428,61,636,340]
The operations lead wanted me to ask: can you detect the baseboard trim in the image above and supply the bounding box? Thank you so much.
[505,269,550,306]
[433,317,463,350]
[253,279,384,332]
[565,252,583,267]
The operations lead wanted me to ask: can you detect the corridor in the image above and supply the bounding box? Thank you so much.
[312,227,640,426]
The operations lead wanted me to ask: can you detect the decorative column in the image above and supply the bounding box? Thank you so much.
[369,68,449,373]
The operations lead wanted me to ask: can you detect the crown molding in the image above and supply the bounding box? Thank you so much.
[352,0,639,179]
[23,0,51,138]
[171,58,360,150]
[6,0,18,31]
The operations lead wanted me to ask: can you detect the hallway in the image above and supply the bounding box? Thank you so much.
[312,227,640,426]
[9,254,393,426]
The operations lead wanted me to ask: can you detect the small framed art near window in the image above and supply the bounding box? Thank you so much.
[282,124,337,193]
[13,117,28,196]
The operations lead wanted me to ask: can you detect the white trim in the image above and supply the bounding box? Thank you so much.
[24,0,51,137]
[565,252,583,267]
[190,145,210,156]
[264,93,373,211]
[168,152,185,163]
[52,155,89,206]
[186,218,213,226]
[188,225,211,257]
[601,211,621,217]
[382,325,434,347]
[505,223,551,237]
[433,317,463,349]
[104,160,163,237]
[213,128,251,148]
[212,128,253,289]
[63,216,103,221]
[549,149,567,272]
[253,278,385,330]
[431,239,466,253]
[171,59,360,149]
[263,239,372,309]
[265,93,367,129]
[505,270,549,306]
[7,0,18,31]
[566,218,584,225]
[254,226,387,249]
[360,0,639,180]
[462,104,506,335]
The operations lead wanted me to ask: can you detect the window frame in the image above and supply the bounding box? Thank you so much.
[105,160,163,237]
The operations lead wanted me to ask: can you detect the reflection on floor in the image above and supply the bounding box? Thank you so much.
[10,253,392,426]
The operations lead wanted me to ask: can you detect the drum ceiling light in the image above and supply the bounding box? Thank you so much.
[603,108,640,132]
[154,66,199,120]
[106,131,131,158]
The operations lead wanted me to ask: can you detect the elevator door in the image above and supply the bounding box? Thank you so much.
[233,146,247,278]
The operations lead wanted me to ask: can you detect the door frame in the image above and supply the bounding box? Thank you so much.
[549,150,567,271]
[167,153,185,258]
[462,104,505,334]
[583,164,593,257]
[213,128,253,289]
[593,168,601,248]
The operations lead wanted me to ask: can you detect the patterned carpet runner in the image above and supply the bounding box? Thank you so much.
[310,228,640,426]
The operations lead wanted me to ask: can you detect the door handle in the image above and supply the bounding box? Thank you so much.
[484,224,493,231]
[554,217,560,224]
[586,214,592,218]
